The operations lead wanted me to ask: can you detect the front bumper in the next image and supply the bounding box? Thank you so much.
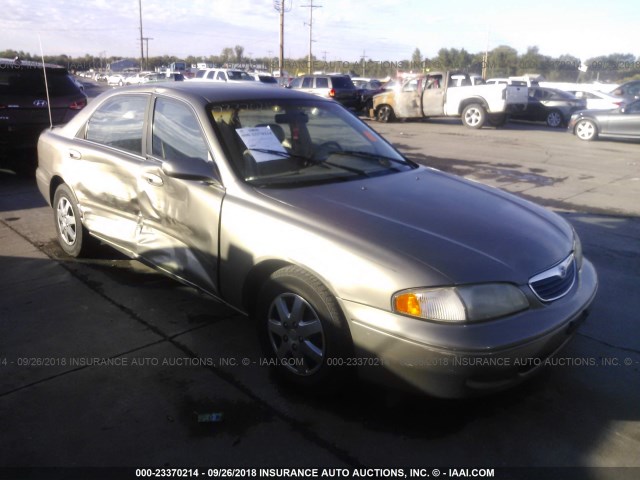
[339,259,598,398]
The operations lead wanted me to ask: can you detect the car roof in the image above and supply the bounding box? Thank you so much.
[97,82,332,104]
[0,57,67,72]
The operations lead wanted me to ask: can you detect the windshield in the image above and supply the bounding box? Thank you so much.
[209,99,415,187]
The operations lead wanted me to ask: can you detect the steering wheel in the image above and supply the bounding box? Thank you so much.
[314,141,343,161]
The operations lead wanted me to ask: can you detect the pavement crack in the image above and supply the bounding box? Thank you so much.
[577,332,640,356]
[0,339,166,399]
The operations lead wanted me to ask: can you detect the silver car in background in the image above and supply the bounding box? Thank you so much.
[36,83,597,398]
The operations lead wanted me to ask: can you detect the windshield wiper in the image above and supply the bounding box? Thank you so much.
[329,150,409,167]
[244,148,312,162]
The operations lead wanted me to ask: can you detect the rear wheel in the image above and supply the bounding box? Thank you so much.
[546,110,563,128]
[53,184,95,257]
[376,105,395,123]
[256,266,353,390]
[462,103,486,129]
[488,114,508,128]
[575,119,598,141]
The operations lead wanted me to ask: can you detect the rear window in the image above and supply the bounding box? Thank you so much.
[259,76,278,84]
[330,76,355,89]
[0,68,80,96]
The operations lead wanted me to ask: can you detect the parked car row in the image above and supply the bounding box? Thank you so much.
[107,71,185,86]
[502,82,640,141]
[510,87,587,127]
[371,73,639,141]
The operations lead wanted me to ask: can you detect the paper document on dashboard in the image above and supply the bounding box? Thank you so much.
[236,127,288,163]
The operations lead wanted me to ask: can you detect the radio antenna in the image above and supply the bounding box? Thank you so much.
[38,35,53,129]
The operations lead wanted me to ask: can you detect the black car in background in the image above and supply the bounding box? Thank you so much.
[0,57,87,175]
[569,99,640,141]
[510,87,586,127]
[352,78,385,114]
[610,80,640,102]
[287,74,359,110]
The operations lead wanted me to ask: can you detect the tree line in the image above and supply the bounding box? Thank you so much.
[2,46,638,83]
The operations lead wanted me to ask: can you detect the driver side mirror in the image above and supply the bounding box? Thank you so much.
[162,156,220,183]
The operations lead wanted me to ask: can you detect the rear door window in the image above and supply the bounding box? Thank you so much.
[315,77,329,89]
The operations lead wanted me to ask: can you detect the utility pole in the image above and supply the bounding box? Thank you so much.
[301,0,322,74]
[138,0,144,71]
[98,50,106,72]
[482,30,490,80]
[273,0,291,79]
[142,37,153,71]
[360,50,368,77]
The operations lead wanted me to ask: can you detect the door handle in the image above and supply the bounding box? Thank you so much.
[68,149,82,160]
[142,173,164,187]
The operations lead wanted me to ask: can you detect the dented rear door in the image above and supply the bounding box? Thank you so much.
[71,94,149,254]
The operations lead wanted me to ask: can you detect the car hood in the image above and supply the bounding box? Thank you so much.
[259,168,573,285]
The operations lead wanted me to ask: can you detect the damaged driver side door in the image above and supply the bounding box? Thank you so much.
[137,96,225,295]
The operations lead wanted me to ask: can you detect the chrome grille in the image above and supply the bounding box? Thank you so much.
[529,254,576,302]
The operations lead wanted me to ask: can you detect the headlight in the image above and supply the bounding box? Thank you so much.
[573,230,583,271]
[392,284,529,323]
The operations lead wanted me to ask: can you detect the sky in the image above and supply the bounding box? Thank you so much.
[2,0,638,68]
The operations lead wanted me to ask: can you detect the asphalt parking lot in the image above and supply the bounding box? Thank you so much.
[1,104,639,479]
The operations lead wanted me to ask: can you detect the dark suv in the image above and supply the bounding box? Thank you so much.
[287,74,358,109]
[1,57,87,175]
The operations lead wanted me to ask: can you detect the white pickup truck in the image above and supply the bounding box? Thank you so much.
[371,71,528,128]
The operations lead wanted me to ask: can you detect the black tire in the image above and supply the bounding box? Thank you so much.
[546,109,564,128]
[256,266,354,390]
[574,119,598,141]
[488,114,508,128]
[52,184,94,257]
[376,104,395,123]
[462,103,486,129]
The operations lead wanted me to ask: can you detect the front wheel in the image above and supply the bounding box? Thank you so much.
[575,119,598,141]
[546,110,564,128]
[462,103,486,129]
[53,184,94,257]
[376,105,395,123]
[256,266,354,390]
